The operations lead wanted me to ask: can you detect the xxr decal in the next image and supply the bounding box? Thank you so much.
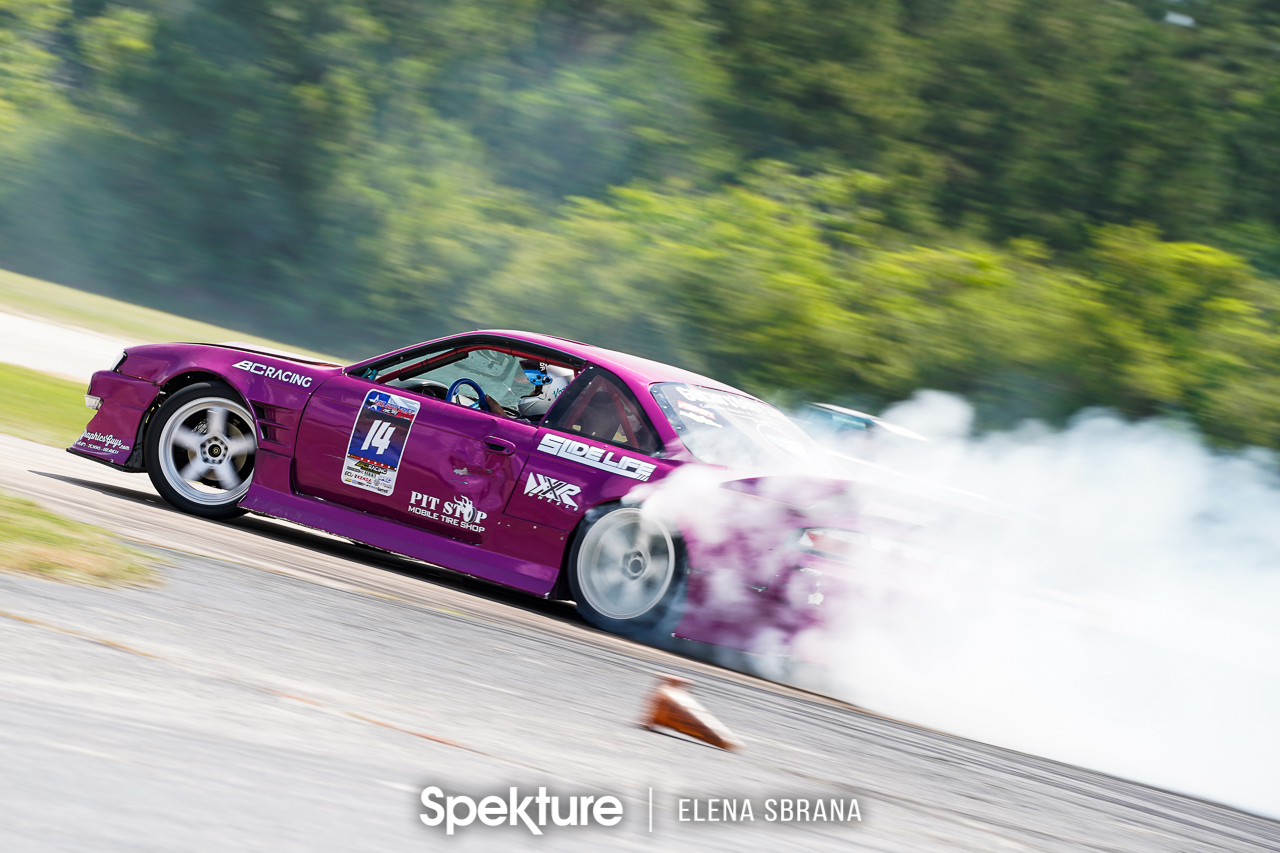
[523,473,581,509]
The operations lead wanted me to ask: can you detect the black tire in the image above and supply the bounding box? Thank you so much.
[146,381,257,520]
[567,503,686,643]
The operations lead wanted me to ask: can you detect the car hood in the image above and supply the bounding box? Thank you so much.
[211,341,342,367]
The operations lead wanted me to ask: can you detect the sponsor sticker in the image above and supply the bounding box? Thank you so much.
[523,473,582,509]
[676,399,722,429]
[408,491,488,532]
[675,384,779,422]
[74,431,131,454]
[232,359,313,388]
[537,433,656,481]
[342,390,420,495]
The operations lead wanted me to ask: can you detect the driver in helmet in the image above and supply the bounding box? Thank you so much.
[510,360,573,421]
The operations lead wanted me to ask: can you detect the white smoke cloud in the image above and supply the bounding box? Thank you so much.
[657,390,1280,819]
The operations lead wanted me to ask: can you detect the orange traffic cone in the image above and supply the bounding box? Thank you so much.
[639,674,742,752]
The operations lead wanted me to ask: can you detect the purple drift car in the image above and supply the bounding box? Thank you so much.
[71,330,934,654]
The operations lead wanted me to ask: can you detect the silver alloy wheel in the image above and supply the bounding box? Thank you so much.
[156,396,256,506]
[576,507,676,620]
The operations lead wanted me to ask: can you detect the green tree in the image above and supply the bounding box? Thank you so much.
[1085,224,1280,444]
[0,0,70,196]
[432,0,735,200]
[917,0,1227,248]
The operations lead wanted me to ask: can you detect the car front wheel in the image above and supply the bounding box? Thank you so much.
[146,382,257,519]
[567,504,686,642]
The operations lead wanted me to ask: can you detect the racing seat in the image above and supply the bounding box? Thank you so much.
[577,390,623,443]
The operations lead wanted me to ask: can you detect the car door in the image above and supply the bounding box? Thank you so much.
[396,392,536,544]
[294,371,535,544]
[504,366,670,531]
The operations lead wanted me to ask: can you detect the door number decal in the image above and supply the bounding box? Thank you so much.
[342,389,420,495]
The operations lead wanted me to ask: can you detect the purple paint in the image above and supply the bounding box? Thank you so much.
[68,331,877,652]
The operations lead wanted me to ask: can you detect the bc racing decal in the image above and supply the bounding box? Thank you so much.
[536,433,656,481]
[341,390,420,495]
[232,359,313,388]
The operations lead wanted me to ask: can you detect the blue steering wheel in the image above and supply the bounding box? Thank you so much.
[447,378,488,410]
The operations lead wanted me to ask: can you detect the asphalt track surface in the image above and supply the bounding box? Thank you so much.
[2,433,1279,852]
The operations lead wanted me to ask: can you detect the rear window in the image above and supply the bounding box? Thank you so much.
[548,370,661,455]
[651,383,817,469]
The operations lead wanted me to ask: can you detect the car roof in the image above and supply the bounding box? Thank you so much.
[479,329,750,396]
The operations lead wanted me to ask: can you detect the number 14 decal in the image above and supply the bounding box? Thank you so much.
[362,420,397,455]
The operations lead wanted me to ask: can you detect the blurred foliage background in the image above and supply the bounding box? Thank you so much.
[4,0,1280,444]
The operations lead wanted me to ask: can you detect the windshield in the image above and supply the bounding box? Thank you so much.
[651,383,819,469]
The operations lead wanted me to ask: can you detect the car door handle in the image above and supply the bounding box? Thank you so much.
[483,439,516,456]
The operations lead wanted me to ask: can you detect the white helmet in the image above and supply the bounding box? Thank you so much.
[541,365,574,402]
[517,363,575,420]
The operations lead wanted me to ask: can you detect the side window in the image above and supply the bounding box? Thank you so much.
[417,349,525,409]
[375,347,528,409]
[547,369,661,455]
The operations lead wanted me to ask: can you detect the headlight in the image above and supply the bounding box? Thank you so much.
[799,527,943,566]
[797,528,866,559]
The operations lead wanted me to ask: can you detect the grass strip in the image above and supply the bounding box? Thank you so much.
[0,490,156,586]
[0,361,93,447]
[0,267,342,362]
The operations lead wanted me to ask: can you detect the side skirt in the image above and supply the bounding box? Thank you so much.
[239,481,558,597]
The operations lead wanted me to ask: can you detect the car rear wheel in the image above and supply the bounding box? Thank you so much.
[146,382,256,519]
[568,504,685,642]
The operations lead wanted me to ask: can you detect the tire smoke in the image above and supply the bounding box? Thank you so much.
[654,390,1280,818]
